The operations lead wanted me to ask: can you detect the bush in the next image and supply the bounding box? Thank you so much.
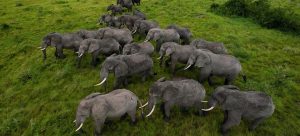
[210,0,300,34]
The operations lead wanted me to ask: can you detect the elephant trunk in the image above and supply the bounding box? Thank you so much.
[158,51,164,66]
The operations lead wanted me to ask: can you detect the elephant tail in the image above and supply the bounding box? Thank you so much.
[241,71,247,82]
[137,98,145,119]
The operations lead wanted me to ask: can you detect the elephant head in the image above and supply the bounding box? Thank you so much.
[184,49,211,70]
[77,39,99,58]
[97,28,109,39]
[40,33,62,60]
[94,56,128,87]
[157,42,176,65]
[122,43,133,55]
[144,28,161,42]
[132,20,142,34]
[202,85,240,111]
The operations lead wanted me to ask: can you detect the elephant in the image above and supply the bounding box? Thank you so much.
[158,42,196,75]
[132,20,159,38]
[107,4,123,15]
[132,0,141,5]
[117,0,132,11]
[166,24,192,44]
[77,29,98,39]
[74,89,144,136]
[40,32,83,60]
[133,10,146,19]
[97,27,133,47]
[202,85,275,135]
[190,39,227,54]
[184,49,246,85]
[77,38,121,67]
[122,42,154,56]
[144,28,180,52]
[99,14,122,28]
[119,15,143,30]
[143,77,206,121]
[94,53,153,89]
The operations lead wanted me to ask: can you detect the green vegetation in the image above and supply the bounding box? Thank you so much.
[0,0,299,136]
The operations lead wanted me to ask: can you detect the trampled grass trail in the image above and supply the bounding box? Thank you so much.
[0,0,299,136]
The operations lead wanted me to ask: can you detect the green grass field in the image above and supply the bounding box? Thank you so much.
[0,0,299,135]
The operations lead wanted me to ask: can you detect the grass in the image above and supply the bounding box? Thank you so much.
[0,0,299,136]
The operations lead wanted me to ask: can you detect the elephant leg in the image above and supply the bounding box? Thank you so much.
[208,76,214,86]
[57,46,66,59]
[224,74,237,85]
[93,118,105,136]
[91,53,98,67]
[55,48,59,58]
[160,102,165,115]
[199,68,211,83]
[221,110,241,136]
[163,101,173,122]
[114,77,124,89]
[249,117,266,131]
[164,57,171,67]
[77,57,82,68]
[195,101,204,116]
[170,59,177,75]
[156,41,162,52]
[222,110,228,125]
[127,109,137,125]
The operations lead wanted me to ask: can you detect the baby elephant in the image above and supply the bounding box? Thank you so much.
[122,42,154,56]
[74,89,143,136]
[191,39,227,54]
[184,49,246,85]
[202,85,275,135]
[77,38,121,67]
[143,77,206,121]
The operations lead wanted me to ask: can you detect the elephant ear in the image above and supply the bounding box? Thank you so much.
[153,31,161,41]
[114,60,129,77]
[163,85,179,101]
[50,33,62,47]
[165,47,174,56]
[195,52,211,68]
[221,93,243,110]
[88,43,100,53]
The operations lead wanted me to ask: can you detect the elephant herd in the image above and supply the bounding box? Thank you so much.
[39,0,275,135]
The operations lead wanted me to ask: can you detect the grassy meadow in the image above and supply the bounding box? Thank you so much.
[0,0,299,135]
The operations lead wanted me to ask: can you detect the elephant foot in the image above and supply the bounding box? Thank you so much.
[163,116,170,122]
[130,120,137,126]
[221,126,229,136]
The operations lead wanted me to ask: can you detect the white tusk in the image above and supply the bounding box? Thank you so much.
[144,40,148,42]
[73,120,76,123]
[75,52,79,54]
[201,101,208,103]
[132,29,137,34]
[40,48,46,51]
[146,104,155,117]
[157,56,162,60]
[75,123,83,132]
[78,53,83,58]
[184,64,192,70]
[94,78,107,86]
[202,106,214,111]
[139,102,148,108]
[38,47,42,49]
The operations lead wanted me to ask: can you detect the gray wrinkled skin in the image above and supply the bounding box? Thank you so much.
[99,14,122,28]
[77,38,121,67]
[167,24,192,44]
[133,10,146,19]
[159,42,196,74]
[119,15,143,30]
[145,28,180,52]
[77,29,99,39]
[123,42,154,55]
[98,27,133,47]
[40,32,83,60]
[117,0,133,11]
[75,89,142,136]
[147,78,206,121]
[99,53,153,89]
[107,4,123,15]
[191,39,227,54]
[205,85,275,135]
[132,20,159,37]
[185,49,246,85]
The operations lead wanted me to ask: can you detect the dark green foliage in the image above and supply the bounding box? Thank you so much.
[210,0,300,34]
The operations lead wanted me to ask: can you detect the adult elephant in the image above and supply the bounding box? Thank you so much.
[107,4,123,15]
[190,39,227,54]
[119,15,143,30]
[95,53,153,89]
[202,85,275,135]
[117,0,132,11]
[158,42,195,75]
[77,29,98,39]
[132,0,141,5]
[39,32,83,60]
[77,38,121,67]
[142,77,206,121]
[122,42,154,56]
[167,24,192,44]
[133,10,146,19]
[99,14,122,28]
[144,28,180,52]
[184,49,246,85]
[132,20,159,38]
[74,89,144,136]
[97,27,133,47]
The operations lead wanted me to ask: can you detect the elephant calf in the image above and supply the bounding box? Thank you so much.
[184,49,246,85]
[74,89,143,136]
[95,53,153,89]
[158,42,196,75]
[143,77,206,121]
[202,85,275,135]
[123,42,154,56]
[167,24,192,44]
[77,38,121,67]
[191,39,227,54]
